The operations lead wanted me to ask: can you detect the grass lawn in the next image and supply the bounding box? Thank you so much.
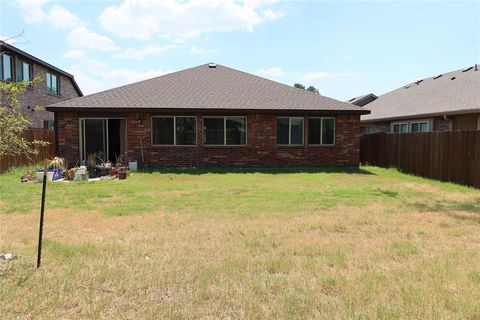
[1,166,480,319]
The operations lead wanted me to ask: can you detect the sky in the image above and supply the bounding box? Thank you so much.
[0,0,479,101]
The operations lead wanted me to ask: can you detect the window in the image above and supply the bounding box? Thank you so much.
[46,73,59,95]
[410,121,429,132]
[392,122,408,133]
[1,54,13,81]
[43,121,54,130]
[360,126,375,135]
[308,117,335,145]
[16,60,31,82]
[152,116,196,145]
[204,116,247,145]
[277,117,304,145]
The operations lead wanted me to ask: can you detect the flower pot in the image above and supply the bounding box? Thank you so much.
[36,170,54,182]
[128,161,138,172]
[88,167,97,178]
[51,168,63,181]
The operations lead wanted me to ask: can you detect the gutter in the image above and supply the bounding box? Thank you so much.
[360,108,480,123]
[46,106,371,115]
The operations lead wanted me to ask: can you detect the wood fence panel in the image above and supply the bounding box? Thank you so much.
[0,129,55,173]
[360,130,480,189]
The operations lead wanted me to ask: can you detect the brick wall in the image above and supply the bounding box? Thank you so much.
[56,112,361,168]
[2,50,81,128]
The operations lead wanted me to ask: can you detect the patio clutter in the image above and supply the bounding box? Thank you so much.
[20,155,131,183]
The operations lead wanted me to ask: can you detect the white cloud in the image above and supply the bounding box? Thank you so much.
[16,0,48,23]
[116,44,177,60]
[263,8,284,20]
[63,49,84,59]
[68,59,172,94]
[48,4,83,29]
[297,71,331,82]
[190,46,205,54]
[257,67,285,78]
[67,27,119,52]
[99,0,284,40]
[15,1,83,29]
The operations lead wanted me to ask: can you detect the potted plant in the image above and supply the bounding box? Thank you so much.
[36,157,64,182]
[49,157,64,180]
[87,153,98,178]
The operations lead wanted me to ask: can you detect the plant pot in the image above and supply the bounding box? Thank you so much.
[128,161,138,172]
[36,170,54,182]
[88,169,96,178]
[74,173,88,181]
[51,168,63,181]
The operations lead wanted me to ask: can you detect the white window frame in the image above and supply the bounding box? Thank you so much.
[1,54,13,81]
[16,59,31,82]
[360,125,375,135]
[79,117,128,162]
[308,117,335,146]
[409,120,430,132]
[203,116,247,146]
[46,72,59,95]
[277,117,304,146]
[151,116,197,146]
[391,122,409,133]
[391,119,432,133]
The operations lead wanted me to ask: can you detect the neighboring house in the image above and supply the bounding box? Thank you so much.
[46,63,369,168]
[0,41,83,128]
[355,65,480,134]
[347,93,377,107]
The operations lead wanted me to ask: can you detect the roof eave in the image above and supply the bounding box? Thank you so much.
[46,106,371,115]
[0,41,83,97]
[361,108,480,123]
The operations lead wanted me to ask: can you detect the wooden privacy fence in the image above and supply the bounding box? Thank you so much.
[360,130,480,188]
[0,129,55,173]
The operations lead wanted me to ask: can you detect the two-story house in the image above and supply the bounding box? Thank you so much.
[0,41,83,128]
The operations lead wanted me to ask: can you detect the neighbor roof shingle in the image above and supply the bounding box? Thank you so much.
[47,63,367,113]
[362,65,480,122]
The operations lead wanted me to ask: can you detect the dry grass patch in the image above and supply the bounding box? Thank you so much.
[1,167,480,319]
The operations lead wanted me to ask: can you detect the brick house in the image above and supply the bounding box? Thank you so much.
[352,65,480,134]
[0,41,83,128]
[47,63,369,168]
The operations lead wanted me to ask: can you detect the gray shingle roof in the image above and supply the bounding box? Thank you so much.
[47,63,367,113]
[347,93,377,107]
[362,65,480,122]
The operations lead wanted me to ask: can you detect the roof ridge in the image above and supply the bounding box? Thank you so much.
[218,64,357,108]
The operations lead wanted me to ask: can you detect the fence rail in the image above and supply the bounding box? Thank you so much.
[360,130,480,188]
[0,129,55,173]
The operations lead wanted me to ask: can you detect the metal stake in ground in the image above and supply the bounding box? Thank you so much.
[36,160,48,269]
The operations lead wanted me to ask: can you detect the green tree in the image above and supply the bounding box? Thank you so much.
[0,77,48,159]
[293,83,320,94]
[306,85,319,94]
[293,83,305,90]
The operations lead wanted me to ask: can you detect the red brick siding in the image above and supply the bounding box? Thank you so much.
[56,112,80,166]
[56,112,360,168]
[1,50,81,128]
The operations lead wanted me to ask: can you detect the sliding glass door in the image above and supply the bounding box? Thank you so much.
[80,118,126,162]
